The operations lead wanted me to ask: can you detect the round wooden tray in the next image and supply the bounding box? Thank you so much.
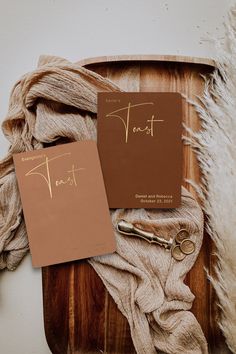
[42,55,229,354]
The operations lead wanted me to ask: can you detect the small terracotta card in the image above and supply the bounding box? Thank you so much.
[13,141,116,267]
[98,92,182,208]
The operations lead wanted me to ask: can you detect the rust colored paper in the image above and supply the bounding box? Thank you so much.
[13,141,116,267]
[98,92,182,208]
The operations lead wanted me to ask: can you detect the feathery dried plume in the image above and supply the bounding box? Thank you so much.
[186,6,236,353]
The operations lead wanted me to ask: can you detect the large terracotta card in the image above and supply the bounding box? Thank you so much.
[13,141,116,267]
[97,92,182,208]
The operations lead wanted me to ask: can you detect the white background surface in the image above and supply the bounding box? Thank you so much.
[0,1,234,353]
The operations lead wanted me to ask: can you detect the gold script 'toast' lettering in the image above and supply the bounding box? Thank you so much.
[106,102,164,143]
[25,153,85,199]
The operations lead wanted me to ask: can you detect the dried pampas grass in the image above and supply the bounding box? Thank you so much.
[186,6,236,353]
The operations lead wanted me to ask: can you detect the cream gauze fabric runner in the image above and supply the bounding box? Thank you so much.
[0,55,208,354]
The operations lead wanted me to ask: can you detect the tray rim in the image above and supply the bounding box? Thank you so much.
[77,54,215,67]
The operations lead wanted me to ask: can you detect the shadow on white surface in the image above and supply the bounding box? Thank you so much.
[0,255,51,354]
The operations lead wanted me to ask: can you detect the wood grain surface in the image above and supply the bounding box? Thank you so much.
[42,55,230,354]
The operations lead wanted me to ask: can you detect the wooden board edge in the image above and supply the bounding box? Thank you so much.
[76,54,215,68]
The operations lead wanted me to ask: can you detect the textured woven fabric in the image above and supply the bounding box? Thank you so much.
[0,55,207,353]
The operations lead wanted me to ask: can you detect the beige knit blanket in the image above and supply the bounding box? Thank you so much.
[0,55,208,354]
